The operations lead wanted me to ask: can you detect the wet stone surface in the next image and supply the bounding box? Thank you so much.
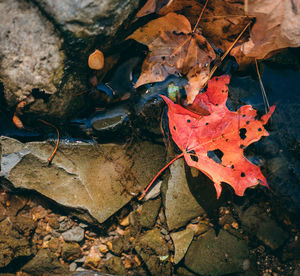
[163,158,205,231]
[21,248,68,274]
[135,228,172,276]
[185,229,250,276]
[0,136,165,224]
[240,205,288,250]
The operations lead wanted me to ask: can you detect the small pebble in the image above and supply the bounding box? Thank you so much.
[129,237,135,243]
[58,216,67,223]
[43,234,52,241]
[84,246,102,268]
[62,226,85,242]
[99,244,108,254]
[107,241,113,251]
[134,255,141,266]
[144,180,161,200]
[191,217,199,224]
[79,223,88,228]
[124,258,131,269]
[158,211,166,224]
[120,215,130,227]
[231,222,239,229]
[243,259,251,271]
[69,262,77,272]
[116,226,125,235]
[75,256,86,263]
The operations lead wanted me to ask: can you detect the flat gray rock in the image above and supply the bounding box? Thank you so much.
[163,159,205,231]
[171,228,194,264]
[0,136,165,224]
[185,229,249,276]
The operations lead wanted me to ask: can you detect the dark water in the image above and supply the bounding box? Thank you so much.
[229,64,300,215]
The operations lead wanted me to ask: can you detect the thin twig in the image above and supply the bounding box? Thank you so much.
[192,0,209,33]
[255,59,270,114]
[138,152,184,200]
[205,20,251,86]
[39,119,60,164]
[200,15,253,20]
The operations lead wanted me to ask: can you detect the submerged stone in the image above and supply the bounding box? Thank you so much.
[171,228,194,264]
[0,235,31,268]
[135,228,171,276]
[184,229,249,276]
[240,205,288,250]
[140,197,161,228]
[21,249,68,274]
[163,159,205,231]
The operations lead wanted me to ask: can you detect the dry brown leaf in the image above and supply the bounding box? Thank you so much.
[159,0,250,52]
[136,0,172,18]
[232,0,300,61]
[127,12,216,104]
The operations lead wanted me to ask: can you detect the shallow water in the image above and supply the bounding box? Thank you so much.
[229,63,300,215]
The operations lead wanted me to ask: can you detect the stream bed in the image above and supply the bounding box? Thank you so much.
[0,43,300,275]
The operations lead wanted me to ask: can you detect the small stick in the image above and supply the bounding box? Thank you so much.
[205,20,252,86]
[192,0,209,33]
[138,152,184,200]
[38,119,60,164]
[255,58,270,114]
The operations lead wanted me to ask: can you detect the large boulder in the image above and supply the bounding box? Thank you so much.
[0,0,64,107]
[33,0,141,40]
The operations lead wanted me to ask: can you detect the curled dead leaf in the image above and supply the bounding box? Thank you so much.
[232,0,300,63]
[127,12,216,104]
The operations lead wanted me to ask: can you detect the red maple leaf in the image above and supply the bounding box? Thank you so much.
[157,75,275,198]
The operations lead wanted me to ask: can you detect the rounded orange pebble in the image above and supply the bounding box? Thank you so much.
[88,49,104,70]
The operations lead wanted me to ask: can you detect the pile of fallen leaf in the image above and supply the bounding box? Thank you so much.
[131,0,300,102]
[126,0,300,199]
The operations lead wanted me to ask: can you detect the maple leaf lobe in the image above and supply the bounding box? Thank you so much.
[162,75,275,198]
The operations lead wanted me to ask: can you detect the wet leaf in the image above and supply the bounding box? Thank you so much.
[162,75,275,198]
[158,0,250,52]
[231,0,300,62]
[127,12,216,104]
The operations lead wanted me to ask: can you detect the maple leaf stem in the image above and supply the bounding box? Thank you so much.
[192,0,209,33]
[138,152,184,200]
[38,119,60,165]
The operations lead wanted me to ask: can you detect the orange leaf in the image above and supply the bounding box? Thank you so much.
[127,12,216,104]
[162,75,275,198]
